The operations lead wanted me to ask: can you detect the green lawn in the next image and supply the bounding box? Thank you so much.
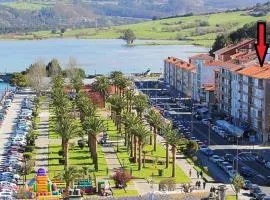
[1,2,49,10]
[226,195,237,200]
[2,10,267,47]
[104,118,190,183]
[116,145,190,184]
[48,144,107,179]
[112,189,139,197]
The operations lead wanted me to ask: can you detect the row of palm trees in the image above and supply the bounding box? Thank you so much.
[51,70,185,179]
[94,71,184,177]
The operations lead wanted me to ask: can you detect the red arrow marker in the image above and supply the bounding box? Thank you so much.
[255,22,269,67]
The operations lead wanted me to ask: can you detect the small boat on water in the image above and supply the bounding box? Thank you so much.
[0,79,4,83]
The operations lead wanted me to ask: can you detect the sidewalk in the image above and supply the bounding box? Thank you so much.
[35,97,50,172]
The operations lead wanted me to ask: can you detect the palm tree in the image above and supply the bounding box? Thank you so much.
[166,129,180,177]
[186,140,199,157]
[80,166,94,179]
[122,111,140,157]
[132,123,150,170]
[55,114,81,170]
[107,94,126,132]
[161,123,173,169]
[110,71,123,94]
[56,166,80,193]
[146,109,161,151]
[82,116,106,171]
[231,175,245,200]
[124,89,135,112]
[116,76,131,97]
[76,91,96,122]
[94,76,110,108]
[133,93,149,119]
[71,72,83,94]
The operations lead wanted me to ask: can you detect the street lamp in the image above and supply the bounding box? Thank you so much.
[236,136,241,172]
[208,121,211,146]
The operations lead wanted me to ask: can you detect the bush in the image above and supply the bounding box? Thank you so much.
[58,150,64,156]
[111,170,132,188]
[59,158,65,165]
[158,169,164,176]
[159,178,176,191]
[199,20,210,27]
[24,153,32,160]
[25,146,34,152]
[78,140,86,149]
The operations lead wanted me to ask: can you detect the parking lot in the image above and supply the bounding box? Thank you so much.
[0,89,35,199]
[135,80,270,198]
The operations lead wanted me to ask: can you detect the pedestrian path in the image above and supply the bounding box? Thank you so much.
[35,97,50,172]
[101,144,137,192]
[102,146,121,174]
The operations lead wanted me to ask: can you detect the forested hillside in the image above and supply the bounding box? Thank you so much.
[0,0,269,36]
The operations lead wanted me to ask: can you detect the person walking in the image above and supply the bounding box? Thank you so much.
[198,181,201,189]
[197,171,200,179]
[189,169,192,178]
[203,181,206,189]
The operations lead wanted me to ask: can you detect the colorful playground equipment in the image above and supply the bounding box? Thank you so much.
[28,168,61,200]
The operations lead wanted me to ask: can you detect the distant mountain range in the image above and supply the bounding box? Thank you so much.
[0,0,269,34]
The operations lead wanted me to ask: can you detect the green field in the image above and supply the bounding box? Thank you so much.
[1,2,49,10]
[1,10,268,47]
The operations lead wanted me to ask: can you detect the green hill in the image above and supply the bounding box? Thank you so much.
[8,10,268,47]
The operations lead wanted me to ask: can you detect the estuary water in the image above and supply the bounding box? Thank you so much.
[0,39,208,75]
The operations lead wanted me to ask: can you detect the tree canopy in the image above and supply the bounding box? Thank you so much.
[121,29,136,44]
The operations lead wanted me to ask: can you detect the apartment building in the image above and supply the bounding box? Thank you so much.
[190,54,220,102]
[164,39,270,142]
[164,57,195,97]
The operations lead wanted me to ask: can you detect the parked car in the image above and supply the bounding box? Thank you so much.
[240,167,255,178]
[263,196,270,200]
[250,185,262,197]
[256,156,266,165]
[265,161,270,169]
[243,180,253,190]
[224,154,234,163]
[210,155,224,163]
[202,119,210,125]
[217,130,227,138]
[255,193,266,200]
[219,161,230,170]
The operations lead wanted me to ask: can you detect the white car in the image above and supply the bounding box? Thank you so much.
[217,130,226,138]
[210,155,223,163]
[265,161,270,169]
[202,119,210,125]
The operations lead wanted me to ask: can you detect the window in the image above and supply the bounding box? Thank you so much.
[259,79,263,88]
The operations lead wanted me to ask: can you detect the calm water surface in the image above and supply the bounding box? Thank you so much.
[0,39,208,75]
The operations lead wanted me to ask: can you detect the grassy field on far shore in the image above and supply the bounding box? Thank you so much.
[0,11,268,47]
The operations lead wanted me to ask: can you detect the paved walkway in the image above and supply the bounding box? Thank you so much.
[35,97,50,172]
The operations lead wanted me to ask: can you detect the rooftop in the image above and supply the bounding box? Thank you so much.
[189,54,214,61]
[214,39,255,55]
[237,64,270,79]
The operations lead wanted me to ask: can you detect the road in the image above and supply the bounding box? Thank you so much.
[138,82,270,194]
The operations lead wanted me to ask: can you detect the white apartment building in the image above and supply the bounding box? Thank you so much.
[190,54,220,102]
[164,57,195,97]
[218,64,270,142]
